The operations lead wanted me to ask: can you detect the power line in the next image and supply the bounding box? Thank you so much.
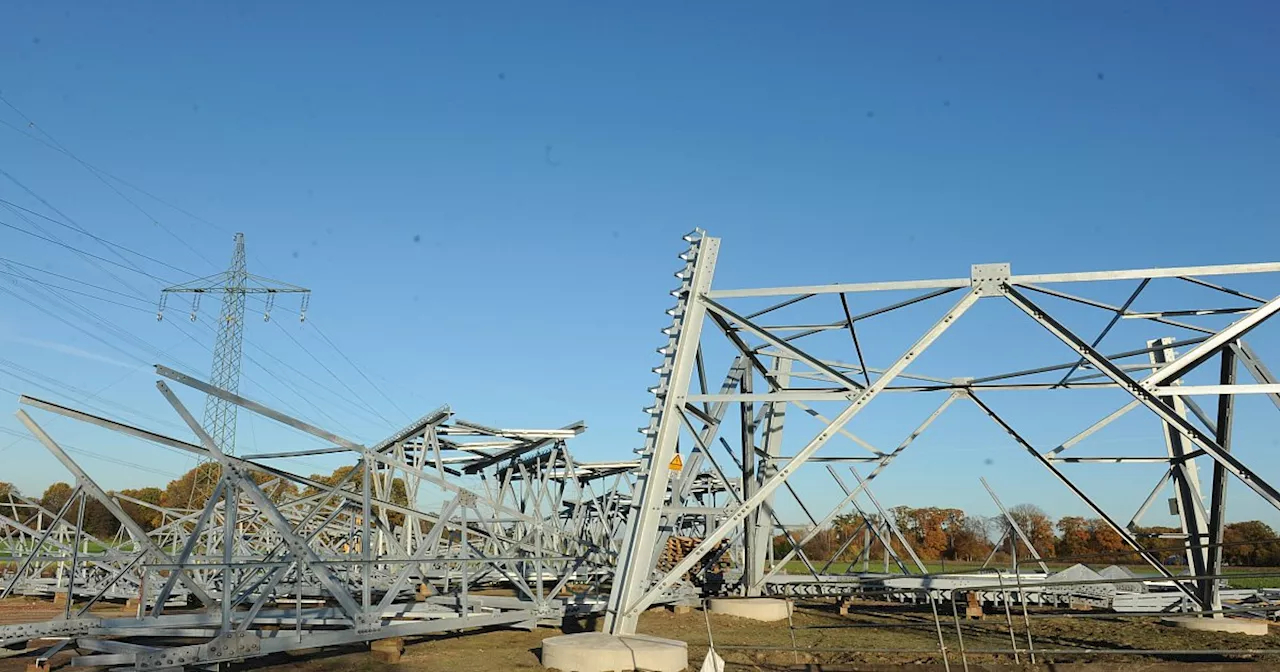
[238,324,385,431]
[272,320,394,426]
[0,222,337,433]
[0,197,199,278]
[0,356,189,433]
[164,312,336,435]
[0,281,156,369]
[0,233,374,450]
[0,334,177,457]
[0,427,179,478]
[0,107,399,447]
[0,93,221,271]
[0,263,205,372]
[0,168,163,298]
[4,128,414,434]
[0,112,267,276]
[0,266,153,313]
[308,319,411,421]
[0,256,353,443]
[0,256,155,303]
[0,217,176,285]
[0,271,219,466]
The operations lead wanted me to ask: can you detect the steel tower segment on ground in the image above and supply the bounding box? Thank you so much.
[605,232,1280,635]
[1,367,633,670]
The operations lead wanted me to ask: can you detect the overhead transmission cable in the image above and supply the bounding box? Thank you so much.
[0,426,178,478]
[0,262,204,372]
[172,312,342,438]
[0,360,189,436]
[0,216,175,285]
[0,256,156,304]
[239,323,389,430]
[0,169,168,296]
[1,101,405,445]
[5,99,415,429]
[0,93,221,270]
[0,254,358,445]
[307,319,411,422]
[270,320,395,426]
[0,197,199,278]
[0,256,329,440]
[0,266,153,313]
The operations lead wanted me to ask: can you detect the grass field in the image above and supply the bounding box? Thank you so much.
[782,559,1280,588]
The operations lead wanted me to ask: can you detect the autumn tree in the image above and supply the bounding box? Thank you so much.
[831,513,875,562]
[162,463,222,509]
[302,466,410,528]
[305,465,363,496]
[1224,521,1280,566]
[117,487,165,532]
[772,533,791,559]
[254,474,301,503]
[891,506,945,559]
[1084,518,1126,561]
[1056,516,1090,559]
[0,482,16,500]
[1007,504,1055,556]
[1132,525,1183,563]
[81,499,120,539]
[39,482,118,538]
[40,481,76,515]
[950,516,993,561]
[801,527,840,561]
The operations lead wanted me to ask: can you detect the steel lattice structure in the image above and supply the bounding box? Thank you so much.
[159,233,311,456]
[8,228,1280,667]
[1,367,634,669]
[605,230,1280,635]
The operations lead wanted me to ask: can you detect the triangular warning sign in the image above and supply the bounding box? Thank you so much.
[668,453,683,471]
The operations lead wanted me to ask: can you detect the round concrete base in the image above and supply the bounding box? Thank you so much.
[707,597,792,622]
[1160,616,1269,636]
[541,632,688,672]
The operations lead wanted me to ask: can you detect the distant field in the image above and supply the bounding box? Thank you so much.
[781,559,1280,589]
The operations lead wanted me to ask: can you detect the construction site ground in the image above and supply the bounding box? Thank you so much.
[5,596,1280,671]
[783,561,1280,589]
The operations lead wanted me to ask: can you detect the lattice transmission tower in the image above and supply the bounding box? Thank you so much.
[158,233,310,459]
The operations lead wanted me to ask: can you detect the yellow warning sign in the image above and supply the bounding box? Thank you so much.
[668,453,684,471]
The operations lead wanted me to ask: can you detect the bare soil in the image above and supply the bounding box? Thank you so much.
[5,596,1280,671]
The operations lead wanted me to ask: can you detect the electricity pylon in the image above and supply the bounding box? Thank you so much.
[159,233,310,465]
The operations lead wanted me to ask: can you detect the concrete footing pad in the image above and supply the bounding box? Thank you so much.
[707,597,792,622]
[1160,616,1269,636]
[541,632,687,672]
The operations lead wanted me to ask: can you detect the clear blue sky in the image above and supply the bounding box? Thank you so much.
[2,2,1279,529]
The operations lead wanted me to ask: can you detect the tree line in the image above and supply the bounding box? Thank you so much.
[776,504,1280,567]
[7,476,1280,566]
[0,462,408,539]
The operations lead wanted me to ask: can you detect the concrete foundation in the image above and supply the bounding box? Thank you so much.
[1160,616,1269,636]
[541,632,687,672]
[707,597,792,622]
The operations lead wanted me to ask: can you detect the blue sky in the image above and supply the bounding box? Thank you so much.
[2,2,1279,528]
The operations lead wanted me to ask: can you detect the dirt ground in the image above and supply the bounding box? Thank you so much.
[5,596,1280,671]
